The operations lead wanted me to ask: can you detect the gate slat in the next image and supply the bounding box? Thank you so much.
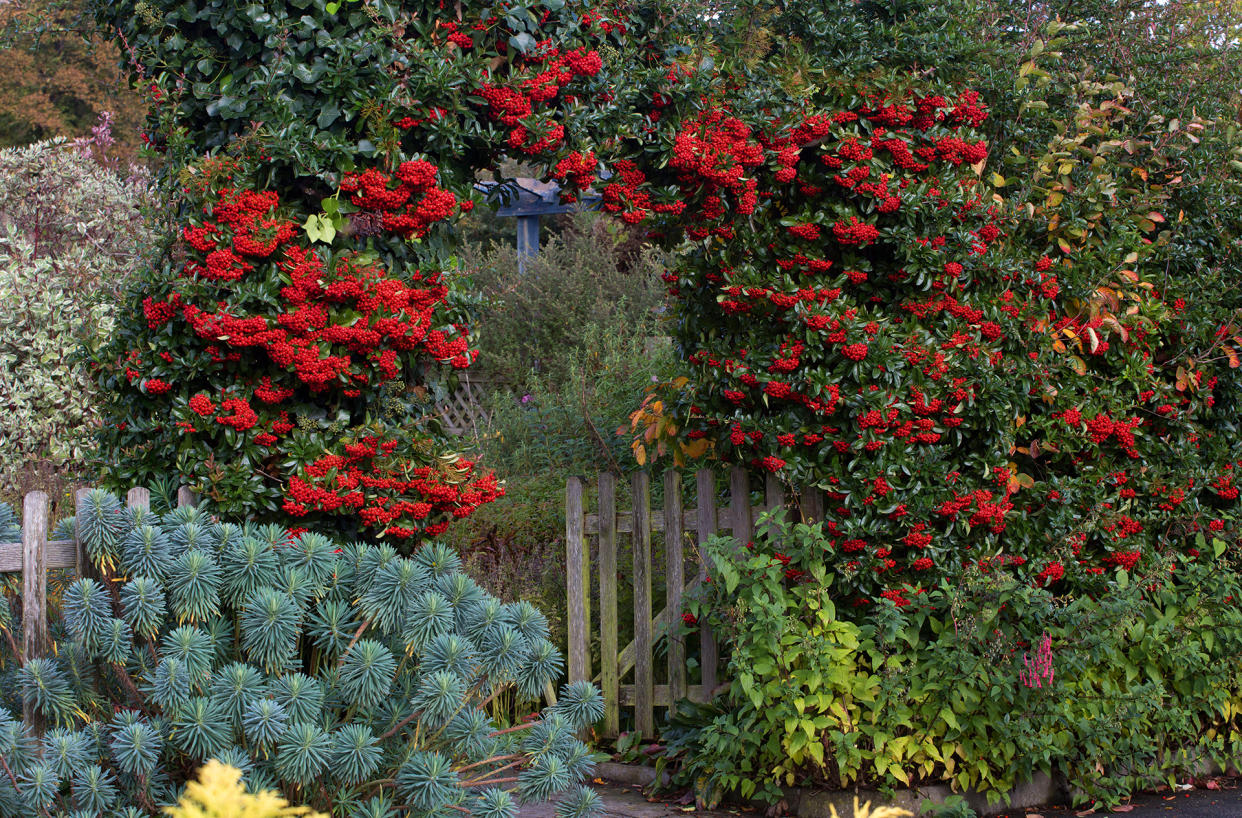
[664,470,687,704]
[598,472,619,736]
[565,477,590,683]
[631,471,654,738]
[694,469,719,697]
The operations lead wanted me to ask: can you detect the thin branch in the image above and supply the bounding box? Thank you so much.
[459,759,524,788]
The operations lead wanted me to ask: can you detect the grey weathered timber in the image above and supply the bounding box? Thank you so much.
[21,492,49,732]
[618,684,709,708]
[568,468,823,736]
[0,539,75,572]
[631,471,654,738]
[663,470,687,703]
[126,487,151,511]
[764,474,786,526]
[597,472,620,736]
[176,485,199,508]
[729,466,752,545]
[694,468,719,696]
[565,476,590,683]
[21,492,49,663]
[611,575,700,681]
[800,485,825,522]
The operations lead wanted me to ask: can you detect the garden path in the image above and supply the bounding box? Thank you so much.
[516,784,750,818]
[517,782,1242,817]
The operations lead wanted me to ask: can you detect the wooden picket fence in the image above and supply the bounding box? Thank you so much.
[565,467,825,738]
[0,485,197,728]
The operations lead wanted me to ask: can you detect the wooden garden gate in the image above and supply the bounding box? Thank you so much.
[564,467,825,738]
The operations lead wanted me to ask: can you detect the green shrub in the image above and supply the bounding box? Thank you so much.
[463,211,666,389]
[0,491,604,817]
[667,515,1242,809]
[0,134,153,504]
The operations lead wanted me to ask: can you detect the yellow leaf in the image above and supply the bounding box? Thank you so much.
[634,445,647,466]
[1069,355,1087,375]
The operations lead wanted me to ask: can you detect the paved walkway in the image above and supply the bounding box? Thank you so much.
[519,781,1242,818]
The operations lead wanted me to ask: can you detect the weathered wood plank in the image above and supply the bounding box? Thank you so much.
[763,473,787,532]
[597,471,619,737]
[619,684,709,708]
[664,469,687,704]
[565,476,590,683]
[608,576,701,682]
[176,486,199,508]
[126,487,151,511]
[584,506,785,535]
[695,469,719,696]
[22,491,49,733]
[729,466,752,545]
[800,486,825,523]
[0,540,77,573]
[631,471,654,738]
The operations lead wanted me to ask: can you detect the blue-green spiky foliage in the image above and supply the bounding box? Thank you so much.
[0,502,20,542]
[240,588,301,674]
[338,640,396,711]
[220,536,280,606]
[168,549,221,623]
[120,525,174,582]
[76,490,127,570]
[120,576,166,639]
[242,698,287,753]
[64,578,114,654]
[0,493,601,818]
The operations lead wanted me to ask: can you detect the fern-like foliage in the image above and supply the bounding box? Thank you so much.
[0,493,599,818]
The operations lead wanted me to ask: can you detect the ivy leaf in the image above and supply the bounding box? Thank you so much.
[301,214,336,244]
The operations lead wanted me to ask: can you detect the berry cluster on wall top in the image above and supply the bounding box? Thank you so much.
[0,491,604,818]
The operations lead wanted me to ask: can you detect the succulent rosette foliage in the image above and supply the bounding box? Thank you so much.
[0,492,604,817]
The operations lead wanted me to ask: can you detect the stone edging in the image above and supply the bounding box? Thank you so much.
[596,763,1062,817]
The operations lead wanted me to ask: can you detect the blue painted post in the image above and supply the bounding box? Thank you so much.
[516,214,541,274]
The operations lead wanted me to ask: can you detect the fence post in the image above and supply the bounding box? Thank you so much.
[126,487,151,512]
[597,472,619,737]
[565,477,590,683]
[177,486,199,508]
[631,471,654,738]
[21,491,49,732]
[694,469,718,697]
[664,470,687,704]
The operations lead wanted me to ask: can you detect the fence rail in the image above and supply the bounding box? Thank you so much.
[566,466,825,738]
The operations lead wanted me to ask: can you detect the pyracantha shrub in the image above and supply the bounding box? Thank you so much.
[0,490,604,817]
[93,162,502,540]
[87,0,632,538]
[609,63,1242,604]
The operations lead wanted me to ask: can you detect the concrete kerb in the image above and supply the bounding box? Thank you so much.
[596,763,1068,817]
